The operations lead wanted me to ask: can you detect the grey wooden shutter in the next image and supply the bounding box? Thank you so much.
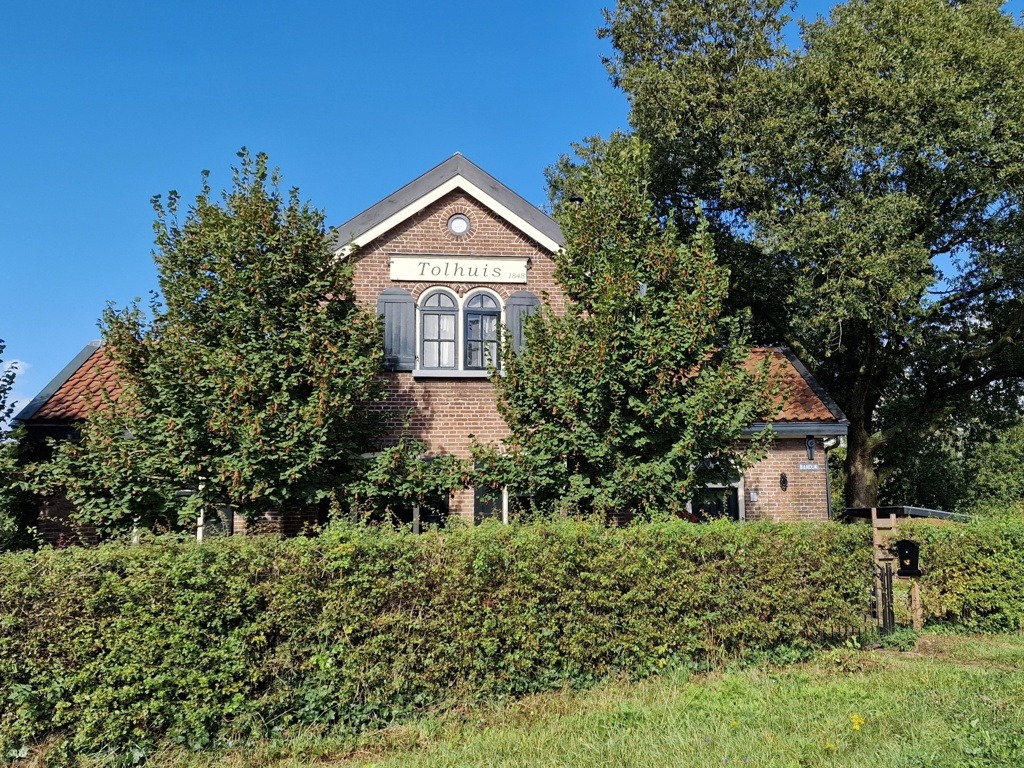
[376,289,415,371]
[506,291,541,352]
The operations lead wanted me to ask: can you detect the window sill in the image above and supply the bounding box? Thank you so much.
[413,369,494,379]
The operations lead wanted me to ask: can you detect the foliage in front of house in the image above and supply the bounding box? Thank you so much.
[0,340,16,546]
[0,520,870,759]
[495,136,778,518]
[0,340,32,553]
[346,438,471,523]
[35,151,384,535]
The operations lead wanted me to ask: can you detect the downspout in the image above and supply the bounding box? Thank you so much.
[823,436,842,519]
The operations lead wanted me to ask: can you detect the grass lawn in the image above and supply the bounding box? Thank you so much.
[90,632,1024,768]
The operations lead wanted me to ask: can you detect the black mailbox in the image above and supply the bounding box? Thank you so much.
[893,539,922,577]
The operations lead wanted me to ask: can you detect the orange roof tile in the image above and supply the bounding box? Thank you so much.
[24,344,841,426]
[746,347,840,423]
[30,345,121,421]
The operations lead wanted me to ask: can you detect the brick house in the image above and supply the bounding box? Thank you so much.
[15,154,848,535]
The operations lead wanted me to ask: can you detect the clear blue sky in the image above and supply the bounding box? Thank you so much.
[2,1,1021,414]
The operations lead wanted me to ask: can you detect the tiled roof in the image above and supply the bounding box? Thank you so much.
[27,344,120,422]
[22,344,843,427]
[747,347,844,423]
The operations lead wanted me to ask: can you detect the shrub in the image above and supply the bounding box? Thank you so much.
[901,517,1024,632]
[0,520,871,759]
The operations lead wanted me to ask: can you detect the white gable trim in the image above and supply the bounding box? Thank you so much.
[333,174,562,257]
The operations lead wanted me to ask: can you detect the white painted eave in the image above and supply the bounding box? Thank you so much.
[333,174,562,257]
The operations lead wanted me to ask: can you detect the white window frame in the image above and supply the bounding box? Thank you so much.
[418,288,459,371]
[414,288,505,378]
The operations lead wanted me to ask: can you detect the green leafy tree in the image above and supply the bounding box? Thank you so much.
[0,340,37,551]
[595,0,1024,506]
[872,428,973,513]
[960,420,1024,515]
[347,438,470,527]
[0,339,22,548]
[0,341,13,427]
[497,136,777,519]
[38,384,185,534]
[43,151,384,534]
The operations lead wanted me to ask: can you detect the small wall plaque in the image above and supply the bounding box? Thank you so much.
[798,462,820,471]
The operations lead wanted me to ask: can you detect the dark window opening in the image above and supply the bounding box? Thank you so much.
[200,506,235,537]
[393,494,450,533]
[506,487,559,521]
[474,485,503,524]
[465,293,500,369]
[687,486,740,522]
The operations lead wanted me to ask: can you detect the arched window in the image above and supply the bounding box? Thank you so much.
[420,290,458,369]
[465,293,500,369]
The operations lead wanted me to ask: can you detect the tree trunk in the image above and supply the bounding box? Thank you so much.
[844,420,879,508]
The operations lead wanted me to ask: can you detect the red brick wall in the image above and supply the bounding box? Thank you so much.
[352,191,563,520]
[743,438,831,521]
[36,494,98,547]
[369,376,510,452]
[350,190,565,312]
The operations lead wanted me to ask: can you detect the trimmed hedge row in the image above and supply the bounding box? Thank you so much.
[903,517,1024,632]
[0,520,871,758]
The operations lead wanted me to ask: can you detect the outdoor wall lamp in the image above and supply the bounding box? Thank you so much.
[780,473,789,491]
[805,436,816,460]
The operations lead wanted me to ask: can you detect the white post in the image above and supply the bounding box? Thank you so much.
[196,480,206,542]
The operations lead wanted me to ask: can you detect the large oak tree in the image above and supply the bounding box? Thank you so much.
[592,0,1024,506]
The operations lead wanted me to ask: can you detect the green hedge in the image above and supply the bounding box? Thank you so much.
[0,520,871,759]
[901,517,1024,632]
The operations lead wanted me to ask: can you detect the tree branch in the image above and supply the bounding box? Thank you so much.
[877,365,1024,448]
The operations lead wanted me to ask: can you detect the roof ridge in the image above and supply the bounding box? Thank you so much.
[327,154,563,254]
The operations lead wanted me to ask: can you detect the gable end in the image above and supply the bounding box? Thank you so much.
[329,154,564,256]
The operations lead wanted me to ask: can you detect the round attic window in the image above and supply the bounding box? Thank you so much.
[447,213,470,236]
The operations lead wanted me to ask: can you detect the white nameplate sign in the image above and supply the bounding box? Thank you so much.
[390,255,528,284]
